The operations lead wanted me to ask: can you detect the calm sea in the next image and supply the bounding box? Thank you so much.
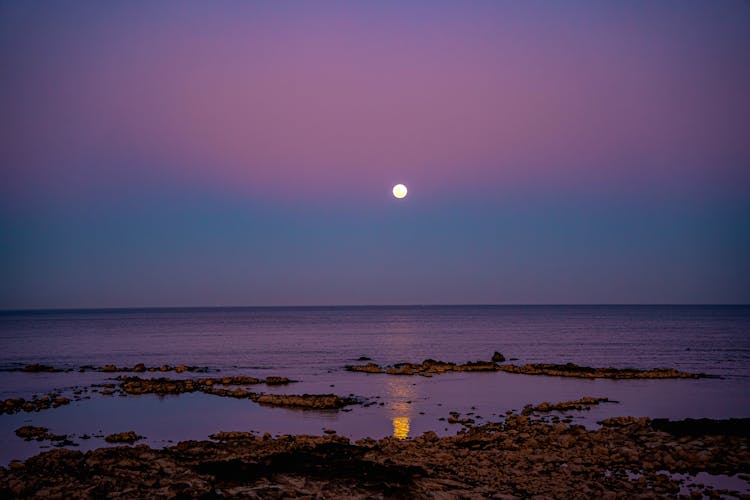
[1,305,748,464]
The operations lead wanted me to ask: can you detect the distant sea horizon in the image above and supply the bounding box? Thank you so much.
[3,303,749,314]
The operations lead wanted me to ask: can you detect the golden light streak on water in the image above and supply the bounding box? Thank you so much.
[392,416,410,439]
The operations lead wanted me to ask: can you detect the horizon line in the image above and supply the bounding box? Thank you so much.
[2,303,748,314]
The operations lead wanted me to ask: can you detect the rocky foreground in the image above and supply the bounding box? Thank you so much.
[2,416,749,498]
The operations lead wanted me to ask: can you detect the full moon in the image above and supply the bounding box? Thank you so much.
[392,184,408,199]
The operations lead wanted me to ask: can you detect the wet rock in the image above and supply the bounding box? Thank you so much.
[0,394,72,415]
[347,356,706,379]
[114,375,359,411]
[345,362,384,374]
[348,359,498,376]
[522,397,611,415]
[264,376,292,385]
[20,364,61,373]
[2,413,750,498]
[357,356,372,361]
[104,431,144,444]
[117,375,273,396]
[2,414,748,498]
[497,362,706,379]
[598,416,650,428]
[15,426,52,441]
[209,431,257,441]
[253,393,358,410]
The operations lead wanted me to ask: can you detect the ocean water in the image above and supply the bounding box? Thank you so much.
[1,305,749,465]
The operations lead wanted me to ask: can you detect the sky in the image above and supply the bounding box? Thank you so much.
[1,0,749,308]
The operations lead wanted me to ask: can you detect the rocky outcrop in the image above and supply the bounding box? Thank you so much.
[497,362,706,379]
[346,359,499,376]
[1,395,71,415]
[14,426,67,442]
[253,393,358,410]
[116,375,292,396]
[90,364,210,373]
[491,351,505,363]
[346,362,384,374]
[346,355,706,379]
[522,397,611,415]
[2,415,748,498]
[104,432,144,444]
[113,375,359,410]
[209,431,256,441]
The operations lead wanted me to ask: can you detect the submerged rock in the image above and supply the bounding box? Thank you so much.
[19,364,62,373]
[264,376,292,385]
[75,363,211,373]
[209,431,257,441]
[104,431,144,444]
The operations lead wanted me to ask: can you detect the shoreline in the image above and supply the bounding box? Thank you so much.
[2,414,749,498]
[1,354,748,496]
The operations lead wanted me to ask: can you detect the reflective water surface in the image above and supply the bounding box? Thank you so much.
[1,305,749,464]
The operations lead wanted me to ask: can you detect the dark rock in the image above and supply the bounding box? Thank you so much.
[15,426,50,441]
[104,431,144,444]
[651,418,750,437]
[522,397,611,415]
[253,393,358,410]
[264,376,292,385]
[492,351,506,363]
[497,362,705,379]
[345,363,384,374]
[2,415,749,498]
[20,364,61,373]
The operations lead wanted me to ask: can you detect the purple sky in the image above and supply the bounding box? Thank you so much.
[1,1,749,308]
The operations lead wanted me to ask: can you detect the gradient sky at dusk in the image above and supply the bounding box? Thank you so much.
[1,1,749,308]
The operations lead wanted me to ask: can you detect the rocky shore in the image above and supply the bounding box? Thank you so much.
[2,415,748,498]
[346,353,706,379]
